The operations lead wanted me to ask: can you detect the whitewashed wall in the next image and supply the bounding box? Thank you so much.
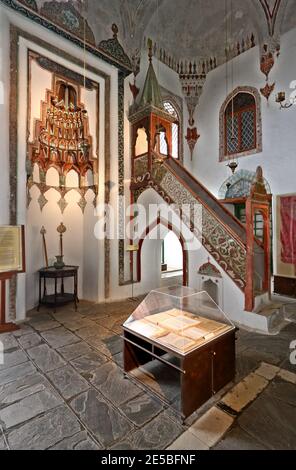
[192,27,296,277]
[0,8,10,224]
[0,4,119,319]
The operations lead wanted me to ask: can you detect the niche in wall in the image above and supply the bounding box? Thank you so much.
[25,51,101,309]
[197,259,223,308]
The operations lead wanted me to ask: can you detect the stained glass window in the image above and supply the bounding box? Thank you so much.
[225,92,256,156]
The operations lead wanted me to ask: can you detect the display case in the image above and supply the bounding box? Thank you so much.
[122,286,236,419]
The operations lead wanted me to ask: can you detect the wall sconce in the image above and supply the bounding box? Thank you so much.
[276,91,296,109]
[226,160,238,174]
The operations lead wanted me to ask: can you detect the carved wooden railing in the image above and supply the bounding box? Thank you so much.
[132,155,247,290]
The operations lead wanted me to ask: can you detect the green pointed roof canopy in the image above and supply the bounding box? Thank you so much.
[139,53,164,110]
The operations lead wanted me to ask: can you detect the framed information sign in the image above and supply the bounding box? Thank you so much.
[0,225,25,333]
[0,225,25,274]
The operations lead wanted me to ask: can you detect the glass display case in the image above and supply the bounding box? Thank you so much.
[122,286,237,419]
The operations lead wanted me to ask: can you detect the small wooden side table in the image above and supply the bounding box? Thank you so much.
[38,266,79,312]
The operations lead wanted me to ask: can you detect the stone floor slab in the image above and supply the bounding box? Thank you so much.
[49,431,101,450]
[0,333,18,351]
[0,389,62,429]
[0,435,7,450]
[234,350,262,382]
[255,362,280,381]
[41,327,79,349]
[119,393,163,426]
[167,430,209,450]
[70,388,133,447]
[17,332,43,350]
[70,352,108,377]
[131,412,183,450]
[189,407,234,447]
[0,349,28,371]
[278,368,296,384]
[0,362,36,386]
[12,324,34,337]
[238,391,296,449]
[47,365,90,400]
[52,311,84,323]
[264,377,296,407]
[238,334,290,365]
[27,344,66,372]
[86,335,122,358]
[7,406,81,450]
[221,372,268,413]
[61,318,96,332]
[29,318,61,332]
[0,371,51,406]
[90,362,142,406]
[75,324,110,340]
[279,357,296,373]
[213,425,267,450]
[57,341,93,361]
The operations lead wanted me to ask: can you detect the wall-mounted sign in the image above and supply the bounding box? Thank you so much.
[0,226,25,274]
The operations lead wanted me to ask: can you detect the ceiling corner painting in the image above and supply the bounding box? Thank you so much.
[27,51,100,214]
[276,194,296,278]
[258,0,282,36]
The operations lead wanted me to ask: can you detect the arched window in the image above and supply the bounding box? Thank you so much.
[160,100,180,159]
[219,87,262,161]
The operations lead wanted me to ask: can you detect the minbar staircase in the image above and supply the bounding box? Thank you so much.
[132,155,271,316]
[129,51,272,323]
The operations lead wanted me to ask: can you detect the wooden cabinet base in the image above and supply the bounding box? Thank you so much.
[274,275,296,298]
[123,329,236,420]
[0,322,20,334]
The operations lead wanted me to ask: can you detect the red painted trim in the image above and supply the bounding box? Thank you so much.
[245,199,271,311]
[136,217,188,286]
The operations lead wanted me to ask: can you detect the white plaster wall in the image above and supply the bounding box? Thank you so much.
[191,27,296,277]
[0,4,119,318]
[0,8,10,224]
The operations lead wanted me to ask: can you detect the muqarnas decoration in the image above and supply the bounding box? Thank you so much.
[179,63,206,127]
[186,127,200,161]
[259,42,280,101]
[27,69,98,214]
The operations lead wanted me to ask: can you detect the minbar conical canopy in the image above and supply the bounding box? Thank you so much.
[139,40,164,110]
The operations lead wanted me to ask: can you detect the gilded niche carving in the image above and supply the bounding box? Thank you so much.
[27,58,99,214]
[28,76,96,185]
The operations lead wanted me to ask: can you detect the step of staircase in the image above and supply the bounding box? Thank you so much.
[236,297,288,334]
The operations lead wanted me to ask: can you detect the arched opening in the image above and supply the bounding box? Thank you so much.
[161,231,183,285]
[137,218,188,288]
[154,124,169,157]
[163,100,180,159]
[202,279,219,305]
[135,127,148,156]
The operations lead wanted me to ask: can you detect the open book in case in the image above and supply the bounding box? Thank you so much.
[123,286,235,355]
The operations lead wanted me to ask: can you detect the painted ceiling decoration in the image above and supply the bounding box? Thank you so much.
[2,0,133,74]
[257,1,284,101]
[258,0,282,36]
[11,1,291,62]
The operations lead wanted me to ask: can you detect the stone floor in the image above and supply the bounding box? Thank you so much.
[0,298,296,450]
